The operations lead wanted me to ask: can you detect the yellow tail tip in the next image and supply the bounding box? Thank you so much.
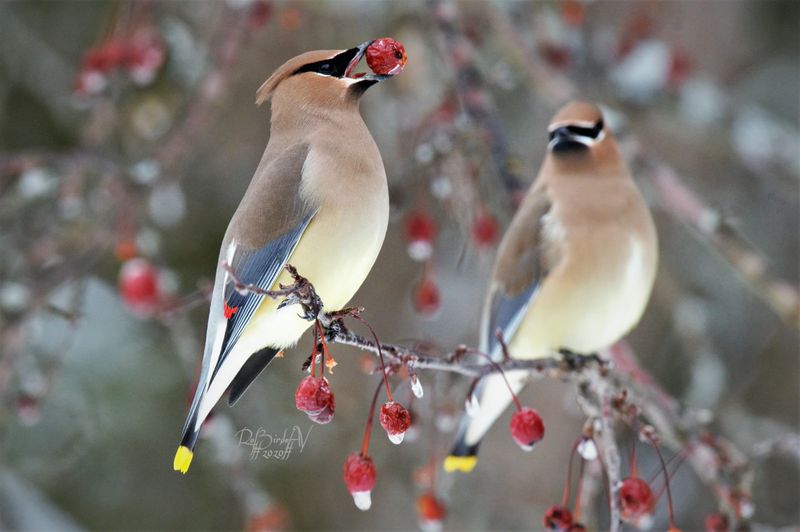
[443,455,478,473]
[173,445,193,474]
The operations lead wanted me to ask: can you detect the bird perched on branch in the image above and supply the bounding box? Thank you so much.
[174,40,407,474]
[445,101,658,473]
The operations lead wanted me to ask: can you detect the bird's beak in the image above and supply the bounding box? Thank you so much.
[342,40,402,83]
[548,127,591,153]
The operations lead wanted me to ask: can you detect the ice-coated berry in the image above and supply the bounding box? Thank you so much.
[366,38,407,76]
[509,406,545,450]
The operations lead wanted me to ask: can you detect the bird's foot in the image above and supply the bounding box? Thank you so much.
[558,349,602,371]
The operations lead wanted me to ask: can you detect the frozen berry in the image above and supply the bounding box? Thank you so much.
[619,477,655,526]
[343,453,376,511]
[543,504,573,530]
[118,258,161,316]
[412,277,441,317]
[379,401,412,444]
[294,375,335,423]
[366,38,407,76]
[704,513,728,532]
[405,212,436,261]
[417,492,446,530]
[509,406,545,450]
[471,208,499,248]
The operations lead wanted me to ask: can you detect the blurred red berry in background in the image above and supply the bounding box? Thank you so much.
[118,258,161,317]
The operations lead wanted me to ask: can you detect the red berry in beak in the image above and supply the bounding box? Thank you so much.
[543,504,573,530]
[379,401,412,444]
[619,477,655,526]
[366,38,407,76]
[509,407,545,450]
[343,453,377,511]
[295,375,335,424]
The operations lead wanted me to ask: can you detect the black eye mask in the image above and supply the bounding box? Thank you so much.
[548,119,604,143]
[292,47,360,78]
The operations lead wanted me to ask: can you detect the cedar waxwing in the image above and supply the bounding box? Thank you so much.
[444,101,658,473]
[174,41,406,474]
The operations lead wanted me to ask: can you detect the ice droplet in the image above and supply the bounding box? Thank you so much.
[388,431,405,445]
[577,438,598,461]
[352,490,372,511]
[636,512,654,530]
[411,376,424,398]
[148,182,187,228]
[517,442,536,452]
[739,499,754,519]
[430,175,452,200]
[419,518,443,532]
[17,168,56,199]
[465,394,480,417]
[407,240,433,262]
[414,143,434,165]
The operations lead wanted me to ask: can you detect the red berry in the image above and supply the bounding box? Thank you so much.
[619,477,655,525]
[343,453,376,510]
[244,503,288,532]
[118,258,160,316]
[405,212,436,261]
[417,492,446,528]
[248,0,274,29]
[125,31,165,85]
[114,240,138,261]
[543,505,573,530]
[16,394,41,427]
[294,376,334,423]
[83,41,125,73]
[405,212,436,242]
[379,401,411,444]
[509,407,545,450]
[471,208,499,248]
[560,0,585,27]
[704,513,728,532]
[412,277,441,317]
[668,48,693,89]
[366,38,407,76]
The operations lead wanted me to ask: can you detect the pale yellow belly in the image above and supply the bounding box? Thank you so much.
[240,201,387,351]
[509,235,655,359]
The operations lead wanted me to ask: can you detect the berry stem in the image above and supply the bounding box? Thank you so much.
[315,320,332,374]
[629,429,638,479]
[562,438,582,507]
[647,448,686,486]
[360,378,384,457]
[309,329,317,379]
[465,347,522,411]
[351,313,393,402]
[643,432,677,530]
[573,453,586,522]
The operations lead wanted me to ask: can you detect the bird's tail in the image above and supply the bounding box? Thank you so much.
[173,380,206,474]
[444,416,481,473]
[443,370,530,474]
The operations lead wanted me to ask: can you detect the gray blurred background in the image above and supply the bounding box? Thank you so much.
[0,1,797,530]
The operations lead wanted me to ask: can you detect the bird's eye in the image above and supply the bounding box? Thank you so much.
[319,63,332,73]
